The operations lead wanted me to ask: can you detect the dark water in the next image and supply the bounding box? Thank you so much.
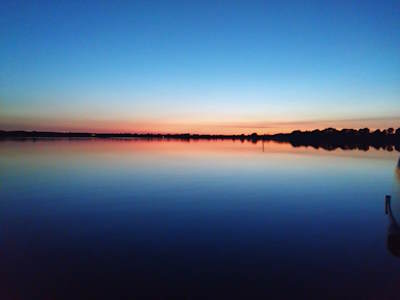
[1,139,399,299]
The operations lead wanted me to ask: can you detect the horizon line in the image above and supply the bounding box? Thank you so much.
[1,127,399,137]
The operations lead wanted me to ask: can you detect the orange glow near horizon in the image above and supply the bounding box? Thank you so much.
[0,115,399,135]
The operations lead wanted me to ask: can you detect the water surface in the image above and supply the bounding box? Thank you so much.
[1,139,399,299]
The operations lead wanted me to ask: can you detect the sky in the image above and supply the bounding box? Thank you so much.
[1,0,399,134]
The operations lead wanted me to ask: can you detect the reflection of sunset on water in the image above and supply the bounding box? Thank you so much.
[0,140,398,179]
[0,139,398,160]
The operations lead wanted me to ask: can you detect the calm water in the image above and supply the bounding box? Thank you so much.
[1,139,399,299]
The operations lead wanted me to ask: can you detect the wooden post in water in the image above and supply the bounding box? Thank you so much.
[385,195,392,215]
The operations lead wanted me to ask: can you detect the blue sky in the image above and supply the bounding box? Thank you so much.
[1,0,399,133]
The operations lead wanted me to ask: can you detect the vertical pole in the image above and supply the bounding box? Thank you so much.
[386,195,391,215]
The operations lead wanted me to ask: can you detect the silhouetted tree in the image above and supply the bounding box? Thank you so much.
[359,128,370,135]
[322,128,337,134]
[373,129,382,135]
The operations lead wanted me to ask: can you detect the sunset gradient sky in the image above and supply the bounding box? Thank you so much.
[1,0,399,134]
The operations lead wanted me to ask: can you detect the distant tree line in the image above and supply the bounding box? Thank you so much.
[270,127,400,152]
[0,127,399,151]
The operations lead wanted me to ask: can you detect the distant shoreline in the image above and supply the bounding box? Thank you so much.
[1,128,400,152]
